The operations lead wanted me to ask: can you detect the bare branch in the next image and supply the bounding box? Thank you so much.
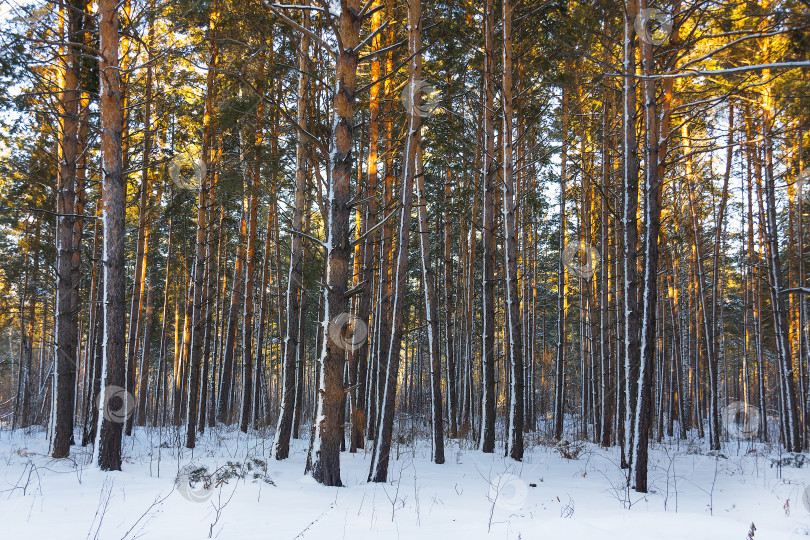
[266,2,337,58]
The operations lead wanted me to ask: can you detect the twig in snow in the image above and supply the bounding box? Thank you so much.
[291,503,336,539]
[86,477,114,540]
[119,489,174,540]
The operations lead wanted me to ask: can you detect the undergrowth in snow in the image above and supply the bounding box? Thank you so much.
[1,426,809,539]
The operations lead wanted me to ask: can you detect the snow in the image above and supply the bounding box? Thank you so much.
[2,426,809,539]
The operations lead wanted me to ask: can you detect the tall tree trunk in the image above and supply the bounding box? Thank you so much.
[502,0,523,460]
[443,171,457,438]
[173,274,191,425]
[308,0,362,487]
[761,83,802,452]
[94,0,125,470]
[369,0,421,482]
[199,193,221,433]
[744,107,769,442]
[665,254,688,439]
[621,0,640,468]
[632,0,662,492]
[274,15,309,457]
[125,103,151,436]
[416,150,445,464]
[709,104,734,448]
[702,109,727,447]
[292,212,309,440]
[682,121,721,450]
[351,0,382,454]
[137,268,156,426]
[208,206,227,429]
[368,0,397,443]
[253,131,281,421]
[479,0,497,453]
[599,77,613,447]
[82,213,102,443]
[185,5,217,445]
[153,205,173,426]
[240,52,264,433]
[218,208,246,424]
[18,246,33,430]
[132,15,155,430]
[51,0,86,458]
[554,82,570,442]
[183,165,209,447]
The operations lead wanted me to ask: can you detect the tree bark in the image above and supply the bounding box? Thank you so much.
[632,0,662,492]
[94,0,125,470]
[51,0,87,458]
[502,0,523,460]
[621,0,641,468]
[479,0,497,453]
[308,0,362,487]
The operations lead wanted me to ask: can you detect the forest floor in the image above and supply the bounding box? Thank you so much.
[1,425,808,539]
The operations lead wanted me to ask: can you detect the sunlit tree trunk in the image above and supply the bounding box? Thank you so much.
[599,79,613,448]
[94,0,125,470]
[240,50,264,434]
[133,15,155,429]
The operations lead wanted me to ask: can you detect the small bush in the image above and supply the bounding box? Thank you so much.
[554,440,585,460]
[770,453,808,469]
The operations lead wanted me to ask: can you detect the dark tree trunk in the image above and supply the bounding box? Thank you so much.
[369,0,421,482]
[274,19,309,458]
[51,0,87,459]
[502,0,523,460]
[416,152,445,464]
[479,0,497,453]
[632,0,662,492]
[621,2,641,467]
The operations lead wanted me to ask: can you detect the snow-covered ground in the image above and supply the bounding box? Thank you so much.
[1,426,809,539]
